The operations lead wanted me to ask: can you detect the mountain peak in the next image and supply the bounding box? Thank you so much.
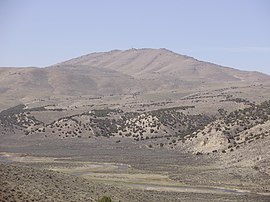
[0,48,269,109]
[56,48,269,83]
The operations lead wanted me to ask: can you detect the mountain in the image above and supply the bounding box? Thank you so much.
[0,65,142,109]
[1,49,270,199]
[58,48,269,82]
[0,48,269,109]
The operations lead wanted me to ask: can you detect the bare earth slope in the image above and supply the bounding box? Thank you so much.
[59,48,269,82]
[0,48,269,109]
[0,65,142,108]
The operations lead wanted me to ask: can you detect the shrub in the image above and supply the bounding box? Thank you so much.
[98,196,112,202]
[253,166,259,171]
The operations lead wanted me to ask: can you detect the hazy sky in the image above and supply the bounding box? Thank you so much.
[1,0,270,74]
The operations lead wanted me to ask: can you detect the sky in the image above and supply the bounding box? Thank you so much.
[0,0,270,74]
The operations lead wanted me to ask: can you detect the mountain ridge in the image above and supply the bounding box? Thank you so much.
[0,48,269,109]
[56,48,269,82]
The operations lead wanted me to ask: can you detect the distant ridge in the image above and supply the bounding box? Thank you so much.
[58,48,269,82]
[0,48,269,108]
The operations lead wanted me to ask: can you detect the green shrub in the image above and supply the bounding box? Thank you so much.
[98,196,112,202]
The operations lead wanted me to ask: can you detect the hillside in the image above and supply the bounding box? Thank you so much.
[59,48,269,82]
[0,65,142,109]
[0,48,269,109]
[184,100,270,154]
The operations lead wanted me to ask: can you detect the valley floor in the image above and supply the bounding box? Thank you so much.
[0,137,269,202]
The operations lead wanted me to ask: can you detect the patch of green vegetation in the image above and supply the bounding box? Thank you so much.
[98,196,112,202]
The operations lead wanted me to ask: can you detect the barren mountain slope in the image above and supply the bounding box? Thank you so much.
[59,48,270,82]
[0,65,143,108]
[1,48,269,109]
